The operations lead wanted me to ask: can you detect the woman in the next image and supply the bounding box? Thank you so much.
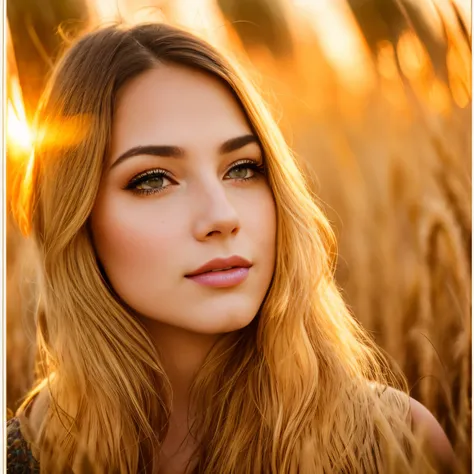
[7,22,454,473]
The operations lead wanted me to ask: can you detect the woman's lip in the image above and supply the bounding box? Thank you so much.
[186,255,252,277]
[185,267,250,288]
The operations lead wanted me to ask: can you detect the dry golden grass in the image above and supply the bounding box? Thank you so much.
[244,6,471,469]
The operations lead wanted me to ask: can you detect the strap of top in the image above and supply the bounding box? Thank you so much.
[6,417,40,473]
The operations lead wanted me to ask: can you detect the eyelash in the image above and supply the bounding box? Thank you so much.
[226,159,266,182]
[125,169,172,196]
[126,159,266,196]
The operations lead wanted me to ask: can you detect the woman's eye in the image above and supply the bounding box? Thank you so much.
[227,166,254,180]
[135,175,168,190]
[225,161,264,181]
[126,171,173,195]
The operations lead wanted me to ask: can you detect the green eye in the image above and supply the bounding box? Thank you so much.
[136,176,165,190]
[227,166,253,180]
[126,170,173,195]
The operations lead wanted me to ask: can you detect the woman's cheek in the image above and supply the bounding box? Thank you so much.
[238,186,276,241]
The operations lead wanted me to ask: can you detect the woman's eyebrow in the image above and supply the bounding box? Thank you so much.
[110,134,259,170]
[219,134,258,154]
[110,145,184,170]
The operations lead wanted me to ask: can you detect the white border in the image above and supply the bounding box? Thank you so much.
[1,0,6,470]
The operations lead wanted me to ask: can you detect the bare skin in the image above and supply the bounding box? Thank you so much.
[91,65,277,473]
[22,66,455,474]
[409,396,457,473]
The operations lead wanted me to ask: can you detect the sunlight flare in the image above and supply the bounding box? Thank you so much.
[7,79,33,160]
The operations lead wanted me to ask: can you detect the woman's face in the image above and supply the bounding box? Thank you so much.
[90,65,276,334]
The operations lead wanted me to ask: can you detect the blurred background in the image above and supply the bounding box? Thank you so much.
[6,0,472,471]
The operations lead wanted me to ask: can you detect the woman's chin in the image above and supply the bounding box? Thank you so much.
[186,311,257,335]
[137,294,262,335]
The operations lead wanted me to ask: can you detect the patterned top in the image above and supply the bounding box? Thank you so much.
[6,417,40,473]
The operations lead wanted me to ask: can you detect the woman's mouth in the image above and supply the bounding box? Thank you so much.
[185,256,252,288]
[186,267,250,288]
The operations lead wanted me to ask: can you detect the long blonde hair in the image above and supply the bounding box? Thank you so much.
[15,22,434,473]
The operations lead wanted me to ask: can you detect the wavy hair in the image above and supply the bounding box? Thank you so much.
[15,22,434,473]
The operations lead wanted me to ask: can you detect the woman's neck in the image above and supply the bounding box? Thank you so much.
[141,320,220,412]
[141,321,220,473]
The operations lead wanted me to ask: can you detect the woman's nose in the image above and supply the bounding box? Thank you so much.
[191,181,240,241]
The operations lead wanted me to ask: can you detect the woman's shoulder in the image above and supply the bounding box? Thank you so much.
[379,386,456,472]
[7,416,40,473]
[407,396,456,472]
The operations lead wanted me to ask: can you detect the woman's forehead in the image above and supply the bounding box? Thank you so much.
[109,65,252,160]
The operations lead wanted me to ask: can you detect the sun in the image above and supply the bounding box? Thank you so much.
[7,78,33,159]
